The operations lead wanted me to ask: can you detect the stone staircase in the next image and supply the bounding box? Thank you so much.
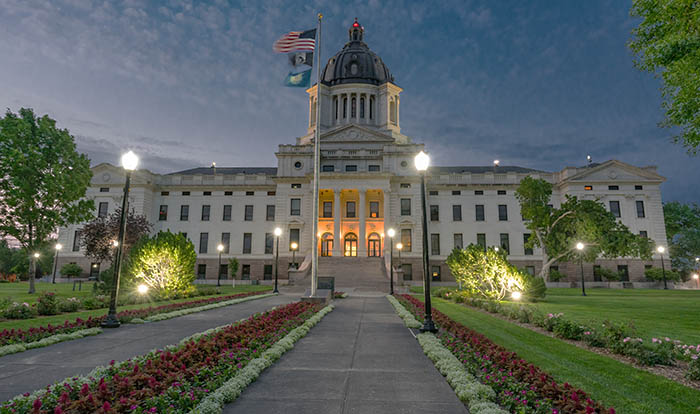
[317,256,389,291]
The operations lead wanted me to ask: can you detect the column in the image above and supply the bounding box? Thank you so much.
[333,190,341,256]
[383,189,391,254]
[359,190,366,256]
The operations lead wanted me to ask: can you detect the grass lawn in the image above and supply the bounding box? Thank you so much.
[427,297,700,414]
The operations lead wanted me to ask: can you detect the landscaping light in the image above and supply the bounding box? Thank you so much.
[33,252,40,258]
[112,240,119,247]
[511,291,522,300]
[576,242,584,251]
[137,284,149,294]
[693,274,699,280]
[494,246,499,252]
[274,227,282,237]
[656,245,665,254]
[414,151,430,171]
[121,151,139,171]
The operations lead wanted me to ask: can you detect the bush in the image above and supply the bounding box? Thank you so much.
[687,357,700,380]
[594,267,620,284]
[3,302,37,319]
[58,297,81,312]
[582,329,607,347]
[60,263,83,278]
[82,295,109,310]
[552,319,585,340]
[36,292,59,315]
[523,276,547,301]
[549,268,566,282]
[644,267,681,282]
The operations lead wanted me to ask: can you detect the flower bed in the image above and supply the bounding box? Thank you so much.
[396,294,616,414]
[1,301,322,413]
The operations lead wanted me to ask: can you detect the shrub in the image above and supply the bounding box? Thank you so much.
[3,302,37,319]
[581,329,607,347]
[523,276,547,301]
[60,263,82,278]
[552,319,585,340]
[36,292,59,315]
[548,268,566,282]
[687,356,700,380]
[595,267,620,285]
[58,297,81,313]
[82,295,109,310]
[644,267,681,282]
[602,320,636,353]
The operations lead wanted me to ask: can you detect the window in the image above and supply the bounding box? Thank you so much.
[452,205,462,221]
[476,233,486,251]
[498,204,508,221]
[199,233,208,254]
[290,199,301,216]
[197,264,207,280]
[346,201,356,218]
[526,266,535,276]
[182,191,190,196]
[180,205,189,221]
[263,264,273,280]
[430,205,439,221]
[636,200,645,218]
[219,264,228,280]
[431,265,441,281]
[401,198,411,216]
[351,97,356,118]
[401,229,412,252]
[98,202,108,218]
[635,185,643,190]
[500,233,510,254]
[400,183,411,189]
[369,96,374,120]
[639,230,648,238]
[360,97,365,118]
[289,229,300,251]
[246,191,254,196]
[402,263,412,280]
[322,165,335,172]
[609,201,621,218]
[524,233,533,255]
[201,205,210,221]
[475,205,485,221]
[73,230,81,251]
[454,233,463,250]
[225,191,233,196]
[474,190,484,195]
[343,97,347,118]
[368,165,380,172]
[241,264,251,280]
[608,185,619,191]
[100,187,109,193]
[291,183,302,189]
[160,191,169,196]
[203,191,211,196]
[618,265,629,282]
[431,233,440,256]
[584,185,593,191]
[245,205,253,221]
[323,201,332,218]
[346,165,357,172]
[90,263,100,279]
[159,205,168,221]
[497,190,506,195]
[266,205,275,221]
[267,191,276,196]
[221,233,230,253]
[429,191,438,196]
[593,265,602,282]
[265,233,274,254]
[243,233,252,254]
[223,205,232,221]
[452,190,461,196]
[369,201,379,218]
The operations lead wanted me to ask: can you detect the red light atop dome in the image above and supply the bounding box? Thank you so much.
[353,21,359,27]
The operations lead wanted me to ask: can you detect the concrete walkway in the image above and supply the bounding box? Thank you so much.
[225,297,467,414]
[0,294,294,401]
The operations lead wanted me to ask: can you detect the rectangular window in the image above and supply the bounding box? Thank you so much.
[160,191,169,196]
[263,264,273,280]
[219,264,229,279]
[475,190,484,195]
[290,199,301,216]
[241,264,250,280]
[454,233,463,250]
[267,191,276,196]
[201,205,210,221]
[199,233,208,254]
[245,205,253,221]
[369,201,379,218]
[584,185,593,191]
[265,233,274,254]
[452,205,462,221]
[221,232,230,253]
[225,191,233,196]
[498,204,508,221]
[475,204,485,221]
[291,183,302,189]
[430,205,439,221]
[182,191,190,196]
[500,233,510,254]
[159,205,168,221]
[345,165,357,172]
[593,265,602,282]
[98,202,108,218]
[636,200,645,218]
[401,229,412,252]
[266,205,275,221]
[526,266,535,276]
[452,190,461,196]
[497,190,506,195]
[290,229,300,251]
[180,205,189,221]
[197,264,207,280]
[402,263,412,281]
[90,263,101,279]
[618,265,629,281]
[609,201,621,218]
[400,198,411,216]
[608,185,619,191]
[223,205,232,221]
[73,230,81,252]
[400,183,411,189]
[323,201,333,218]
[524,233,533,255]
[635,185,643,190]
[322,165,334,172]
[431,233,440,256]
[100,187,109,193]
[429,191,438,196]
[431,265,441,281]
[246,191,254,196]
[639,230,648,238]
[346,201,356,218]
[476,233,486,251]
[243,233,252,254]
[368,165,380,172]
[203,191,211,196]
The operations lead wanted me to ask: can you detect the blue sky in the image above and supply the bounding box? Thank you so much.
[1,0,697,203]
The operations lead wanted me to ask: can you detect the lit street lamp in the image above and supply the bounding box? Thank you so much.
[692,273,699,289]
[387,228,396,295]
[217,244,225,287]
[273,227,282,294]
[415,151,437,333]
[102,151,138,329]
[576,242,586,296]
[52,243,62,284]
[657,245,668,290]
[290,242,298,269]
[396,242,403,266]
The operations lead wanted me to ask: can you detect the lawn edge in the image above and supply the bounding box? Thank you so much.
[140,293,276,322]
[0,327,102,357]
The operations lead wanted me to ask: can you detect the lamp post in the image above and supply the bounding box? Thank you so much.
[52,243,62,284]
[102,151,138,329]
[387,228,396,295]
[415,151,437,333]
[657,245,668,290]
[290,242,298,269]
[576,242,586,296]
[692,273,699,289]
[217,244,224,287]
[273,227,282,293]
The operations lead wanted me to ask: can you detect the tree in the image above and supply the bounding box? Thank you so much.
[0,108,93,293]
[80,208,152,268]
[663,201,700,275]
[125,231,197,296]
[60,263,83,278]
[228,257,239,279]
[516,176,653,279]
[446,245,528,300]
[629,0,700,153]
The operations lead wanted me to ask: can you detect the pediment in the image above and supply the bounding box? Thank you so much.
[320,125,395,143]
[564,160,665,183]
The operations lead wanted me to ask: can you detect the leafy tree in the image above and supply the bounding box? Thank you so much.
[595,267,621,288]
[0,108,93,293]
[516,176,653,278]
[80,207,152,266]
[228,257,239,279]
[644,266,681,282]
[629,0,700,153]
[663,201,700,274]
[60,263,83,278]
[447,245,528,300]
[125,231,196,296]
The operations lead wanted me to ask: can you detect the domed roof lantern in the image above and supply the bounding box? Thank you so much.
[349,18,364,42]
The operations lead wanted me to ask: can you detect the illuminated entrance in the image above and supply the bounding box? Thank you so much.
[368,233,381,257]
[321,232,333,257]
[344,233,358,257]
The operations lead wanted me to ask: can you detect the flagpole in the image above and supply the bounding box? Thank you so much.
[310,12,322,297]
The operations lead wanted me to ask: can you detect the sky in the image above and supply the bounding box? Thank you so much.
[0,0,698,203]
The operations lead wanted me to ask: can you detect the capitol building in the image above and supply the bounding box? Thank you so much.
[57,21,667,288]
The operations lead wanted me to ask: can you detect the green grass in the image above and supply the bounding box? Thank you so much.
[427,297,700,414]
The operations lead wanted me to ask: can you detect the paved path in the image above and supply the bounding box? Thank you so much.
[225,297,467,414]
[0,294,294,401]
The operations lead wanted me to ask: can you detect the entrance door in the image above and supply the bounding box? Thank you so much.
[321,233,333,257]
[368,233,381,257]
[344,233,358,257]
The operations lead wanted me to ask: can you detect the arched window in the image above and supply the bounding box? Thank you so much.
[360,97,365,118]
[321,232,333,257]
[369,96,374,120]
[368,233,381,257]
[351,97,356,118]
[344,232,358,257]
[343,96,347,118]
[389,98,397,125]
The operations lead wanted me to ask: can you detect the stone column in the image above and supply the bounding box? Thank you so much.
[359,189,366,256]
[333,189,341,256]
[383,189,391,254]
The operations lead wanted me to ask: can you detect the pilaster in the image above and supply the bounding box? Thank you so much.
[359,190,366,256]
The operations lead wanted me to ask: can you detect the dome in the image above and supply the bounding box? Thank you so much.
[321,19,395,86]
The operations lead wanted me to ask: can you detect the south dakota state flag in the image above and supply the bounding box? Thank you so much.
[284,68,312,87]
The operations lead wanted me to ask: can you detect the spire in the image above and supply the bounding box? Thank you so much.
[349,17,364,42]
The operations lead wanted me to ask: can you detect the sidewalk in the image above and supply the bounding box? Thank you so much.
[0,294,294,401]
[225,297,467,414]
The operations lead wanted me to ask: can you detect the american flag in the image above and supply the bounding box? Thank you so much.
[273,29,316,53]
